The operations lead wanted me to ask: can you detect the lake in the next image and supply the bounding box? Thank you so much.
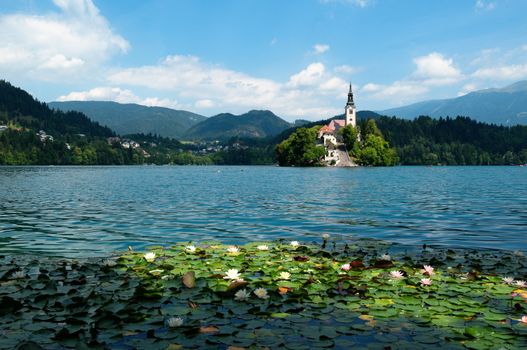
[0,165,526,257]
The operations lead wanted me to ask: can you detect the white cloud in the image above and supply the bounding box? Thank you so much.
[57,87,179,109]
[195,99,215,109]
[0,0,128,79]
[102,57,349,119]
[361,52,462,105]
[313,44,330,54]
[412,52,462,85]
[287,63,326,87]
[320,0,372,8]
[458,83,478,96]
[472,64,527,80]
[334,65,358,74]
[475,0,496,11]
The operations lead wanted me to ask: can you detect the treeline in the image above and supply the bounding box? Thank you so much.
[376,116,527,165]
[0,129,142,165]
[0,80,113,138]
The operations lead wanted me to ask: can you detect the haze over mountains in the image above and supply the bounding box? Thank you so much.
[49,80,527,140]
[380,81,527,125]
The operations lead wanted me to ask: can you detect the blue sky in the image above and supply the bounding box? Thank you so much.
[1,0,526,121]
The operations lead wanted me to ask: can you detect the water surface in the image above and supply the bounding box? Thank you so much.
[0,166,525,257]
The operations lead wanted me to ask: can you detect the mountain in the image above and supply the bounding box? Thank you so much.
[185,110,292,140]
[49,101,206,139]
[0,81,113,137]
[379,81,527,125]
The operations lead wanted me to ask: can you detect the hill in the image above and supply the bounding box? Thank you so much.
[49,101,206,139]
[380,81,527,125]
[0,80,147,165]
[0,81,113,137]
[185,110,292,140]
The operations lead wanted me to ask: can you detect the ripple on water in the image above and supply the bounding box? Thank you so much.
[0,165,526,257]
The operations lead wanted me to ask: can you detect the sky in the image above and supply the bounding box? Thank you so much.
[1,0,527,121]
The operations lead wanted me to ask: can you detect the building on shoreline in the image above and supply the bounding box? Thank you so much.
[317,84,357,166]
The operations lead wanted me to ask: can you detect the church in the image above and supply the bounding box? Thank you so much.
[317,84,357,165]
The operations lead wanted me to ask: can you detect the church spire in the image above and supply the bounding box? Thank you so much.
[346,83,355,107]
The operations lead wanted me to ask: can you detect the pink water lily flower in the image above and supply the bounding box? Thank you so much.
[420,278,432,286]
[341,263,351,271]
[390,270,404,280]
[423,265,434,276]
[520,316,527,324]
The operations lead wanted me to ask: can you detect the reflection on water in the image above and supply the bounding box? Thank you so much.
[0,165,526,257]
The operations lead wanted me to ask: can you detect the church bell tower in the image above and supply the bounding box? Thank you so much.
[345,83,357,127]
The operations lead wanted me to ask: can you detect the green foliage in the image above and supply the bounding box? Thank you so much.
[276,126,325,166]
[376,116,527,165]
[353,119,398,166]
[2,239,527,349]
[339,124,359,154]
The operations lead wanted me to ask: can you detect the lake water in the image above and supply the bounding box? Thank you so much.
[0,166,526,257]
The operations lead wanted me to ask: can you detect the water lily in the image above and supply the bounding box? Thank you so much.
[390,270,404,280]
[185,245,197,253]
[341,263,351,271]
[290,241,300,248]
[227,246,239,253]
[502,277,515,284]
[420,278,432,286]
[11,270,25,279]
[144,252,156,262]
[423,265,434,276]
[167,317,183,328]
[279,272,291,280]
[515,280,527,288]
[102,259,117,267]
[223,268,242,280]
[257,245,269,251]
[380,254,391,261]
[520,316,527,324]
[254,287,269,299]
[322,233,330,239]
[234,289,250,301]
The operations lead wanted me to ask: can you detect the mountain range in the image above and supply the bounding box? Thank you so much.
[380,81,527,125]
[185,110,292,140]
[48,101,206,139]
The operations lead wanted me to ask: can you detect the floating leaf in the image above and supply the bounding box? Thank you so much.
[182,271,195,288]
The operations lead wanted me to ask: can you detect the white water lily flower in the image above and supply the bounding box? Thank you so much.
[380,254,391,261]
[322,233,330,239]
[421,278,432,286]
[223,269,242,281]
[185,245,197,253]
[515,280,527,288]
[341,263,351,271]
[167,317,184,328]
[502,277,514,284]
[257,245,269,251]
[290,241,300,248]
[390,270,404,280]
[102,259,117,267]
[144,252,156,262]
[254,287,269,299]
[11,270,26,279]
[279,272,291,280]
[234,289,250,301]
[227,246,239,253]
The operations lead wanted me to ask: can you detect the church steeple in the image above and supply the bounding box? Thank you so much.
[345,83,356,127]
[346,83,355,107]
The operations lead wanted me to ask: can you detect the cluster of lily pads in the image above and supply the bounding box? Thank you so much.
[1,237,527,349]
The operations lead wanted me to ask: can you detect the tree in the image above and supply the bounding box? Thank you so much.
[339,124,359,155]
[276,126,325,166]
